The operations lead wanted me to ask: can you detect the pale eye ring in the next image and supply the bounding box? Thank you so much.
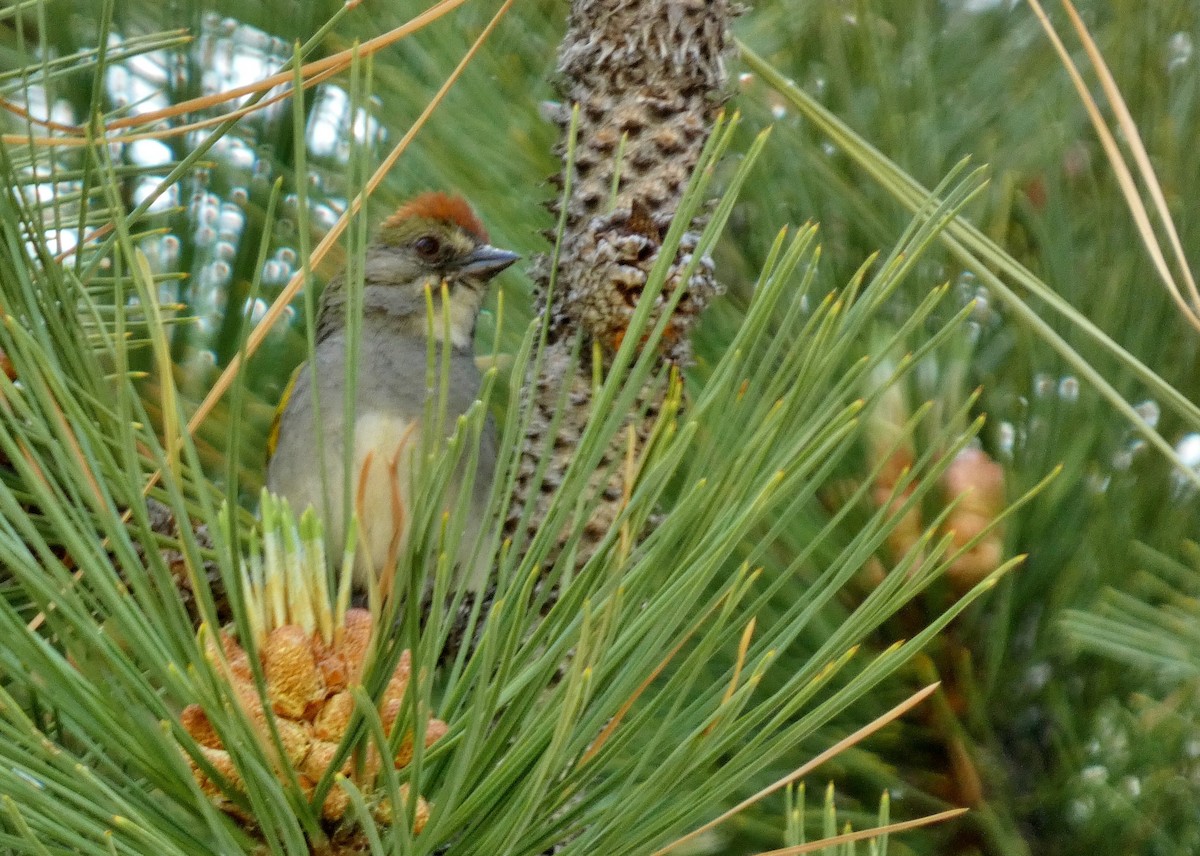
[414,235,441,259]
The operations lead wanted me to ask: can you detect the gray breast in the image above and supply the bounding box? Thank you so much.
[266,327,496,588]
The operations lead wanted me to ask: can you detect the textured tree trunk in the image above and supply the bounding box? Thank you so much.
[507,0,736,562]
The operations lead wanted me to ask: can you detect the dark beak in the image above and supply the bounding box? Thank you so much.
[454,244,520,280]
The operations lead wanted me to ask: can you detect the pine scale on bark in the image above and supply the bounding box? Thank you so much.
[508,0,738,565]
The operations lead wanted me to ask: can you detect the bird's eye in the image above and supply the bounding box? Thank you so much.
[414,235,441,259]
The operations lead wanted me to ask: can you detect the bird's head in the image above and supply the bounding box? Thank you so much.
[319,192,518,350]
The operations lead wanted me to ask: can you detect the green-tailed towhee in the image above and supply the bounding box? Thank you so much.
[266,192,517,590]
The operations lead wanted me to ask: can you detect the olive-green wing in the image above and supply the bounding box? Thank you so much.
[266,363,304,462]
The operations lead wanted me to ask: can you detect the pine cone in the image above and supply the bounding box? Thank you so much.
[181,608,445,830]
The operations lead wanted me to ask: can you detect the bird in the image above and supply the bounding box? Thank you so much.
[265,192,518,593]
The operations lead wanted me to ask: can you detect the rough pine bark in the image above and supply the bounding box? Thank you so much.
[508,0,736,562]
